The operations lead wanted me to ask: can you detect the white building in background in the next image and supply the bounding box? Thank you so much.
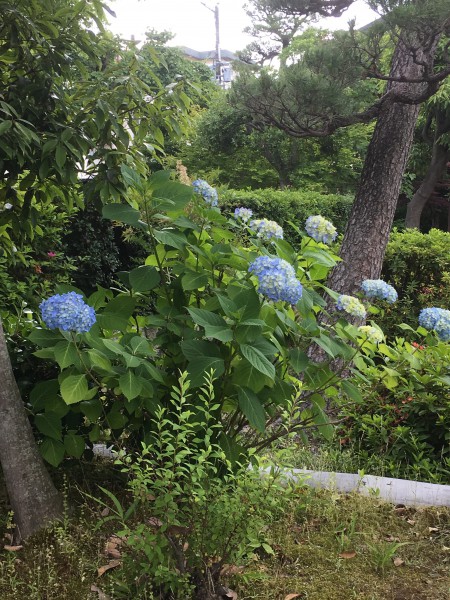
[178,46,238,88]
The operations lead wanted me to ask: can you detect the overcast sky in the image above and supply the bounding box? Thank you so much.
[107,0,378,52]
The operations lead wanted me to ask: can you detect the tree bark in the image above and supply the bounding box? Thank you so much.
[327,34,435,295]
[0,319,62,541]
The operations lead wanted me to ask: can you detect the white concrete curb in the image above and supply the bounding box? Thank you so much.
[278,469,450,507]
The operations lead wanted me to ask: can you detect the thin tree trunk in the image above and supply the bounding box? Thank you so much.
[405,144,449,229]
[0,319,62,541]
[327,34,434,295]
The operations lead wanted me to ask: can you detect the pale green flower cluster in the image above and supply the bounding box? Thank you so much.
[357,325,383,344]
[336,294,366,319]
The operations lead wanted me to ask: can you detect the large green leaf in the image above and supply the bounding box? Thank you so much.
[129,265,160,292]
[238,387,266,433]
[187,356,225,388]
[60,374,89,405]
[289,349,309,373]
[341,380,364,404]
[40,438,65,467]
[303,249,337,267]
[119,371,143,401]
[240,344,275,379]
[54,340,79,369]
[28,329,62,348]
[64,434,85,459]
[30,379,60,410]
[181,270,209,291]
[153,229,188,249]
[80,398,103,422]
[97,296,136,331]
[180,339,221,360]
[86,349,112,372]
[187,308,227,328]
[35,413,62,441]
[102,203,144,228]
[232,359,272,393]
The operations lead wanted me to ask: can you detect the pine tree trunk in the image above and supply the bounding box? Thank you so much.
[0,319,62,541]
[327,35,433,295]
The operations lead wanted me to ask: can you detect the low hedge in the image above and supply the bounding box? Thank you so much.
[219,188,354,242]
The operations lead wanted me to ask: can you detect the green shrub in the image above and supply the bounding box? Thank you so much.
[380,229,450,336]
[96,372,292,599]
[338,331,450,483]
[219,188,353,243]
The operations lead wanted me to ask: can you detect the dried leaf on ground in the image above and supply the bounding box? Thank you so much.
[339,551,356,559]
[90,584,111,600]
[100,507,110,517]
[97,559,121,577]
[148,517,163,528]
[221,564,245,576]
[285,594,302,600]
[105,535,124,559]
[3,545,23,551]
[224,590,238,600]
[393,557,405,567]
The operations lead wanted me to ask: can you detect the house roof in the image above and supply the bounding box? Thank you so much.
[177,46,238,61]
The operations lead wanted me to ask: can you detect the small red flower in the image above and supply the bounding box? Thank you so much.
[47,251,56,258]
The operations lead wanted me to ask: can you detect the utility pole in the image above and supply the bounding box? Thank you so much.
[201,2,222,86]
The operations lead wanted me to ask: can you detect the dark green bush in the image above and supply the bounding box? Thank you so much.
[219,188,354,243]
[338,335,450,483]
[380,229,450,335]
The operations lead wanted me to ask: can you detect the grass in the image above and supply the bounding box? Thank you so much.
[0,463,449,599]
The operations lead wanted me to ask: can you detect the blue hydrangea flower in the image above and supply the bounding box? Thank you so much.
[357,325,384,344]
[305,215,337,244]
[361,279,398,304]
[336,294,366,319]
[249,218,284,240]
[249,256,302,305]
[192,179,218,206]
[40,292,96,333]
[419,307,450,341]
[234,207,253,222]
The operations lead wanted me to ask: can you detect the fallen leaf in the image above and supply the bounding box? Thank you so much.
[221,564,245,576]
[183,542,189,552]
[428,527,439,533]
[100,507,110,517]
[442,546,450,552]
[4,545,23,552]
[223,588,238,599]
[393,557,405,567]
[285,595,302,600]
[148,517,163,528]
[406,519,416,526]
[339,551,356,559]
[97,559,121,577]
[90,584,111,600]
[105,542,121,559]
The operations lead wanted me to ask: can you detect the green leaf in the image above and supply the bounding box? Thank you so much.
[181,270,209,291]
[40,438,65,467]
[289,349,309,373]
[28,329,62,347]
[86,349,112,372]
[232,359,272,393]
[0,120,12,135]
[203,325,233,343]
[180,339,221,360]
[341,380,363,404]
[187,308,227,328]
[102,203,145,228]
[187,356,225,388]
[153,229,188,249]
[119,371,143,400]
[129,266,160,292]
[107,408,128,430]
[54,340,78,369]
[55,143,66,168]
[35,413,62,441]
[80,399,103,422]
[129,336,152,356]
[60,374,89,405]
[97,296,136,331]
[30,380,60,410]
[238,387,266,432]
[240,344,275,379]
[303,249,337,267]
[64,434,85,459]
[311,401,334,442]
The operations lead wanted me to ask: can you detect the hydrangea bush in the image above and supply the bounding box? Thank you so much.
[27,172,410,466]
